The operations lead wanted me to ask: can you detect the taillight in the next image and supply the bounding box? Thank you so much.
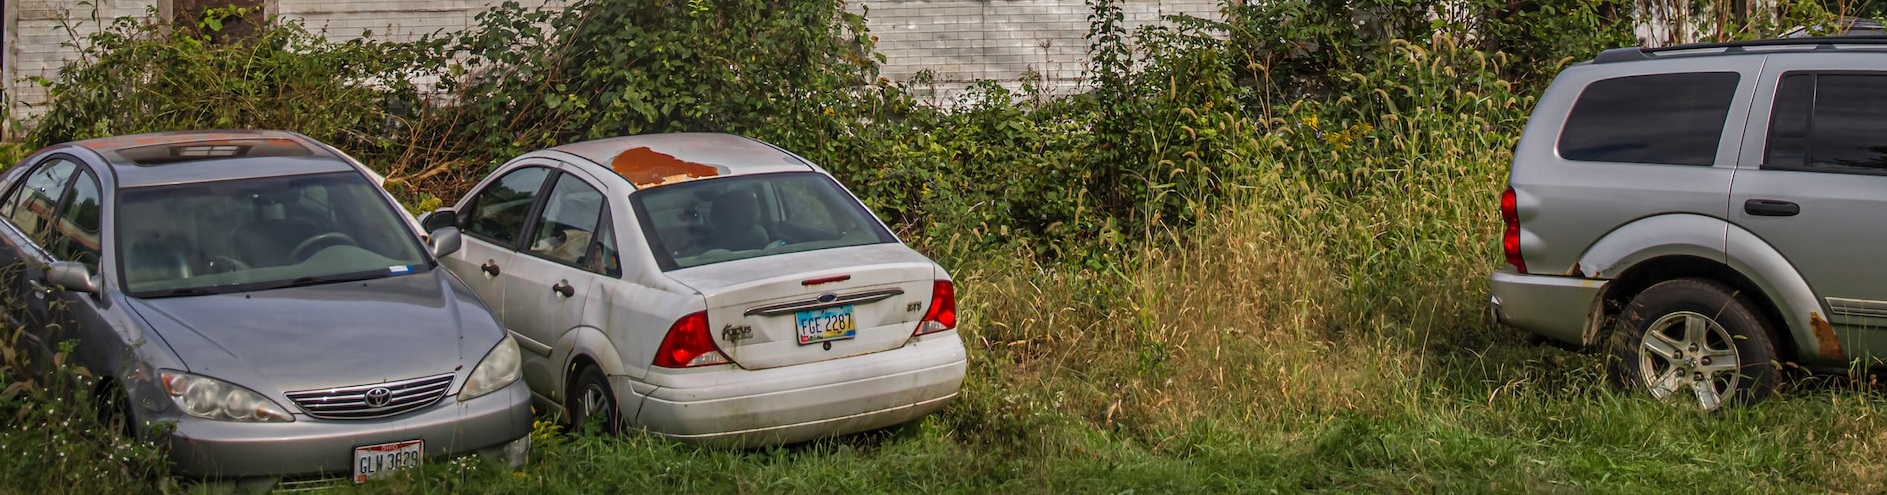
[1501,187,1526,273]
[913,280,957,336]
[652,312,731,368]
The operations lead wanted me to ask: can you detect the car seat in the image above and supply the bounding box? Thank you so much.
[707,188,767,251]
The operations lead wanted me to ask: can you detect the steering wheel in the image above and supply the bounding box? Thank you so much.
[205,255,251,274]
[290,232,360,261]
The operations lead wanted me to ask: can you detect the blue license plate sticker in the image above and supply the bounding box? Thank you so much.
[795,305,857,345]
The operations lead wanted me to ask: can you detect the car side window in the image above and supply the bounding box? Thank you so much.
[4,159,81,243]
[1765,72,1887,174]
[585,208,622,277]
[45,168,103,269]
[461,166,552,247]
[1557,72,1740,166]
[526,174,604,266]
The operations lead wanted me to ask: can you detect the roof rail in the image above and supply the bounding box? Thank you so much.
[1592,36,1887,64]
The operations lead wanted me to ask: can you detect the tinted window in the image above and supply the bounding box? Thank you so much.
[632,172,897,271]
[1558,72,1740,166]
[1765,72,1887,173]
[5,159,81,242]
[462,167,551,246]
[526,174,604,266]
[46,169,103,269]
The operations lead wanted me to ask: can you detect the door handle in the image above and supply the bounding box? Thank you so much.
[1744,199,1800,217]
[552,280,575,298]
[480,260,502,277]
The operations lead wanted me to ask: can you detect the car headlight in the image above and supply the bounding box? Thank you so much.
[460,336,521,401]
[159,371,294,422]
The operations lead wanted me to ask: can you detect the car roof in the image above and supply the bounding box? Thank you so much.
[64,130,357,188]
[1589,35,1887,64]
[547,133,816,189]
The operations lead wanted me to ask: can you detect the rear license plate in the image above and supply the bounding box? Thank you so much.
[353,440,422,484]
[796,305,856,345]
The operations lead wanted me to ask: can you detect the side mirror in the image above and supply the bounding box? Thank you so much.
[429,227,463,259]
[45,261,98,294]
[420,208,457,233]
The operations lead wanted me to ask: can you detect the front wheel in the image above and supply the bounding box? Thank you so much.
[1609,278,1780,411]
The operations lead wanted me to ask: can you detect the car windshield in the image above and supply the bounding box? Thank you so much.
[118,171,429,297]
[632,172,897,271]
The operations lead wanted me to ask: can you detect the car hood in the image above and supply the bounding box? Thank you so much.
[126,267,504,397]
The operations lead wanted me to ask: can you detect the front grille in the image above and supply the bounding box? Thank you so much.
[285,373,454,420]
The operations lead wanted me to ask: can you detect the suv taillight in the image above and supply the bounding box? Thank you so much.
[913,280,957,336]
[1501,187,1526,273]
[652,312,731,368]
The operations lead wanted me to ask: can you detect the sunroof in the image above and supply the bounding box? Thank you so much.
[115,138,315,166]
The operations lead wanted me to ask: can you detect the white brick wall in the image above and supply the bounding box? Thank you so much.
[4,0,1223,121]
[7,0,163,126]
[862,0,1222,101]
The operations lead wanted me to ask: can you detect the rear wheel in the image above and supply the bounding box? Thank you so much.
[1609,278,1780,411]
[565,365,620,434]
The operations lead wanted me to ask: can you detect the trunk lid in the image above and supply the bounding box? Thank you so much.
[663,243,938,370]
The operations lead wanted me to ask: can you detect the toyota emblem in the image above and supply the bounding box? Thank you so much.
[363,387,393,408]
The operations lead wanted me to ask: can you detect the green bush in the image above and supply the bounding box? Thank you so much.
[24,7,447,179]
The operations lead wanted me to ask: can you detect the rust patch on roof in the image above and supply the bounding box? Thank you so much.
[611,146,719,188]
[1809,312,1846,362]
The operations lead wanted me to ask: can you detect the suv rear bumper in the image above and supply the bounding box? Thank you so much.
[1489,268,1605,346]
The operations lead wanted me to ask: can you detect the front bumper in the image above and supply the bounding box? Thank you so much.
[1489,267,1606,346]
[163,379,532,479]
[630,332,968,448]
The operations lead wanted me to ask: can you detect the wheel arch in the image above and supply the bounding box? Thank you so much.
[1587,226,1834,366]
[553,325,628,403]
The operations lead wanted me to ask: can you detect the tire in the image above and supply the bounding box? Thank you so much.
[565,365,621,434]
[1608,278,1780,411]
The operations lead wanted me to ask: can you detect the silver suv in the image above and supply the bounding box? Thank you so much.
[1490,37,1887,410]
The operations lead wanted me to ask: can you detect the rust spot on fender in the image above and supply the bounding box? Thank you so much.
[1809,312,1846,361]
[611,146,719,188]
[1566,262,1585,278]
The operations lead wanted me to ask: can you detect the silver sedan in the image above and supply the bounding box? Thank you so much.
[423,133,967,447]
[0,130,532,489]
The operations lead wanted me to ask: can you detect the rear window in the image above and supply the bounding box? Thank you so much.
[631,172,897,271]
[1557,72,1740,166]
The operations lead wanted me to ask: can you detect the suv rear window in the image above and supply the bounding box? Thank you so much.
[1765,72,1887,173]
[1558,72,1740,166]
[631,172,896,271]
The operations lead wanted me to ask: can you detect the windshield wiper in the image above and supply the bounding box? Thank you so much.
[143,287,220,298]
[275,270,394,289]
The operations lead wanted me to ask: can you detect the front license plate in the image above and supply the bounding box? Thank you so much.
[796,305,856,345]
[353,440,422,484]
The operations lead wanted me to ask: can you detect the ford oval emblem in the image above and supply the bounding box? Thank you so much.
[817,293,838,303]
[364,387,393,408]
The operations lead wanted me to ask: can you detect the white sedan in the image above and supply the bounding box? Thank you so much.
[420,133,966,446]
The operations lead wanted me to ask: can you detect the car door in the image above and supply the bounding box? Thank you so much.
[447,164,555,324]
[1728,54,1887,359]
[0,156,82,373]
[35,165,116,372]
[503,170,614,394]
